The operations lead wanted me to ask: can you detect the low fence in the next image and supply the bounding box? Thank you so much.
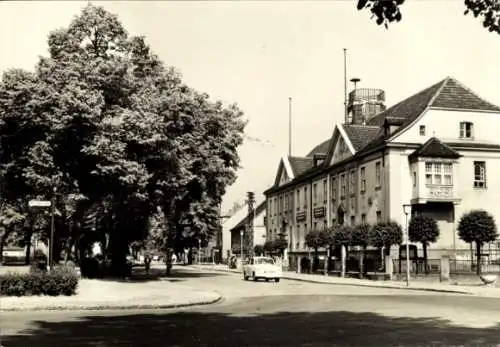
[392,258,500,279]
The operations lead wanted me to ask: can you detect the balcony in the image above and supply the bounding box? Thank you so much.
[411,185,461,205]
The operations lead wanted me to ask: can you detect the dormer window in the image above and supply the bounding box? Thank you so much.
[419,125,426,136]
[460,122,473,139]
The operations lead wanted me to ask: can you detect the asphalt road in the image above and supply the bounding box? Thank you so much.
[1,267,500,346]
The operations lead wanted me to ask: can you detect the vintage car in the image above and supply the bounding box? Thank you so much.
[243,256,282,282]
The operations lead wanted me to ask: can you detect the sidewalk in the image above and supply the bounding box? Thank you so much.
[194,264,500,298]
[0,278,221,311]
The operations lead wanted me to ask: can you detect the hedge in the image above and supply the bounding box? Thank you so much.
[0,265,79,297]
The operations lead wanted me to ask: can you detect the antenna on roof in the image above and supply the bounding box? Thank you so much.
[288,97,292,157]
[350,78,361,90]
[344,48,348,124]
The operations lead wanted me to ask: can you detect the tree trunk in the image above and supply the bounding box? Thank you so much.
[341,244,346,278]
[359,245,366,278]
[24,228,33,265]
[476,242,482,275]
[423,242,428,274]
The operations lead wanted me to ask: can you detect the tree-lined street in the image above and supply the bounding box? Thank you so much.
[2,267,500,346]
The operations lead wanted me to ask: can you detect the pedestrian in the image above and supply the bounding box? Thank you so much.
[144,254,151,274]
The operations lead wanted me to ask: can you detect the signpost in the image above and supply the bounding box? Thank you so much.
[28,189,56,270]
[28,200,52,208]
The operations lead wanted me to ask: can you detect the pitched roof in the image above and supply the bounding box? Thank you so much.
[288,156,313,176]
[359,77,500,156]
[430,78,500,111]
[367,79,444,127]
[230,201,267,232]
[306,139,331,157]
[409,137,461,160]
[342,124,380,151]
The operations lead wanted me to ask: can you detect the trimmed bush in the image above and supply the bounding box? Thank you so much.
[1,265,79,297]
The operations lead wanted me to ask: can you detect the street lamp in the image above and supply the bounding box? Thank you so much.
[403,204,412,287]
[240,229,244,269]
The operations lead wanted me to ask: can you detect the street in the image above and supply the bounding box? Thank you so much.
[1,267,500,346]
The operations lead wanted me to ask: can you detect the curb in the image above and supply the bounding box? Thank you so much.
[279,276,472,295]
[0,295,223,312]
[194,266,472,295]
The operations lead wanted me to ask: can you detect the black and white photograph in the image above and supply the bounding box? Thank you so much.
[1,1,500,346]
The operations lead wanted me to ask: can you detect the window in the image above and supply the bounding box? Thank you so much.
[350,216,355,225]
[350,170,355,194]
[331,177,337,200]
[361,214,366,225]
[304,187,308,208]
[425,162,453,185]
[296,189,300,210]
[412,171,417,187]
[376,211,382,222]
[375,162,381,187]
[284,193,288,213]
[313,183,317,205]
[350,196,355,211]
[419,125,426,136]
[340,174,346,197]
[474,161,486,188]
[269,200,272,216]
[323,179,327,203]
[313,222,317,230]
[360,167,366,192]
[460,121,474,139]
[274,198,278,216]
[279,196,283,215]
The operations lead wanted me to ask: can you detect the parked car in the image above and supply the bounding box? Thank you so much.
[243,256,282,282]
[2,247,25,265]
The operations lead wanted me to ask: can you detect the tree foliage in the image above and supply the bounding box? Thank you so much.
[458,209,498,245]
[305,229,330,250]
[357,0,500,35]
[351,224,371,247]
[0,4,245,273]
[329,225,353,247]
[370,221,403,249]
[408,215,440,246]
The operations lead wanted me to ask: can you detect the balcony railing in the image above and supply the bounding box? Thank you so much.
[412,184,460,204]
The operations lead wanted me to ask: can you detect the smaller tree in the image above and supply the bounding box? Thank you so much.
[254,244,264,256]
[458,210,498,275]
[263,240,275,255]
[305,229,329,257]
[370,221,403,265]
[408,215,439,273]
[273,233,288,256]
[351,224,371,277]
[328,225,353,275]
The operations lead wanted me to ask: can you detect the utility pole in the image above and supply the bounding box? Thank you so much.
[246,191,255,258]
[344,48,348,124]
[49,187,57,271]
[288,97,292,157]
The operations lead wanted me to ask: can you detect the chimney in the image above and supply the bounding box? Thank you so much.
[347,79,386,125]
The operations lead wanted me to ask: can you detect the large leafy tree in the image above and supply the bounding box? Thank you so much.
[458,209,498,275]
[357,0,500,35]
[408,215,439,274]
[0,4,245,275]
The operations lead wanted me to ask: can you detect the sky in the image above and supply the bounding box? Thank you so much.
[1,1,500,213]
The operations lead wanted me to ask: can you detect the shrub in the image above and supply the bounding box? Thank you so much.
[0,265,79,296]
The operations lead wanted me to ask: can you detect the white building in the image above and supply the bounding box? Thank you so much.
[264,77,500,266]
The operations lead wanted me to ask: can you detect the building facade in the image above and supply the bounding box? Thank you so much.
[264,77,500,265]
